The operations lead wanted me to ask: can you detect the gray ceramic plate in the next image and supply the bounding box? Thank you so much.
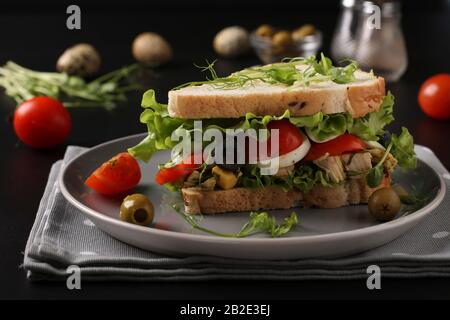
[60,133,447,260]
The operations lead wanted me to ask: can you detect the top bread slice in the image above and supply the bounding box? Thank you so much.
[168,66,386,119]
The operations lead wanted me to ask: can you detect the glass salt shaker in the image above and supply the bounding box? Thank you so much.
[331,0,360,64]
[353,1,408,82]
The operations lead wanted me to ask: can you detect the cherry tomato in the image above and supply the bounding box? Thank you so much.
[155,154,202,185]
[13,96,71,148]
[85,152,141,195]
[304,134,364,161]
[418,73,450,120]
[266,119,303,156]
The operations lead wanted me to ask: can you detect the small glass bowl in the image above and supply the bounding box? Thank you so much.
[250,30,322,64]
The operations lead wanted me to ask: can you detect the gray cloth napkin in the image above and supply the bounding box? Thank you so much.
[23,146,450,281]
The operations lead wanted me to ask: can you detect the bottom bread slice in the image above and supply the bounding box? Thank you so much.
[181,176,390,214]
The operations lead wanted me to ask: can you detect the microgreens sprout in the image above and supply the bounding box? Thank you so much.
[172,203,299,238]
[0,61,142,109]
[173,53,361,91]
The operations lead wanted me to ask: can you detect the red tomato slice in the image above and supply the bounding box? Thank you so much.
[304,134,365,161]
[155,154,202,185]
[180,153,203,168]
[266,119,303,156]
[85,152,141,195]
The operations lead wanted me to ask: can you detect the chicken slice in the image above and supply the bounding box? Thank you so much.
[341,152,373,178]
[367,148,398,172]
[314,155,346,183]
[275,165,294,178]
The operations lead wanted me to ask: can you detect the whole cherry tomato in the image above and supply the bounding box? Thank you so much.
[418,73,450,120]
[13,96,71,148]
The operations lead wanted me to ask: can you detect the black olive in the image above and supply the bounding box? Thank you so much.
[217,163,241,173]
[379,131,392,147]
[212,135,242,173]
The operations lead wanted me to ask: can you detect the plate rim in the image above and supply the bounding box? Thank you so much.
[59,133,447,244]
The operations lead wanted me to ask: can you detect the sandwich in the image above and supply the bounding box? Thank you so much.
[129,54,416,214]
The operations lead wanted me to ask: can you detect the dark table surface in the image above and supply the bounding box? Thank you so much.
[1,3,450,300]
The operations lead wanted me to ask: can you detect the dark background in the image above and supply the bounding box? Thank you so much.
[1,0,450,300]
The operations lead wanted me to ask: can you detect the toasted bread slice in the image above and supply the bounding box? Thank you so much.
[168,67,385,119]
[181,175,391,214]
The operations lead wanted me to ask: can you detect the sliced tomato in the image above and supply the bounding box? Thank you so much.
[155,154,202,185]
[179,153,203,168]
[85,152,141,195]
[246,119,304,162]
[304,134,365,161]
[266,119,303,156]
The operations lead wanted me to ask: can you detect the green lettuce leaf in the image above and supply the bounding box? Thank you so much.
[238,163,335,193]
[239,110,291,131]
[129,89,397,164]
[290,165,336,192]
[304,113,350,142]
[390,127,417,170]
[128,90,192,161]
[348,91,395,141]
[289,113,323,127]
[129,90,348,162]
[366,127,416,187]
[241,110,348,142]
[239,165,284,189]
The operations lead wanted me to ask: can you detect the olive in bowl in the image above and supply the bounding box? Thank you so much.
[250,24,322,64]
[120,194,154,226]
[368,188,401,222]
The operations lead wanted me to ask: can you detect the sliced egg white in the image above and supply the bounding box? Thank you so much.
[365,140,386,150]
[304,127,341,143]
[258,131,311,169]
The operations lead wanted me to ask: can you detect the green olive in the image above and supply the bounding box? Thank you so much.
[272,31,293,47]
[120,193,154,226]
[368,188,401,221]
[255,24,274,38]
[292,24,316,41]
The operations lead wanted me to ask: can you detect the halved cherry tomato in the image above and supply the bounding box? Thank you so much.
[85,152,141,195]
[304,134,365,161]
[266,119,303,156]
[155,154,202,185]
